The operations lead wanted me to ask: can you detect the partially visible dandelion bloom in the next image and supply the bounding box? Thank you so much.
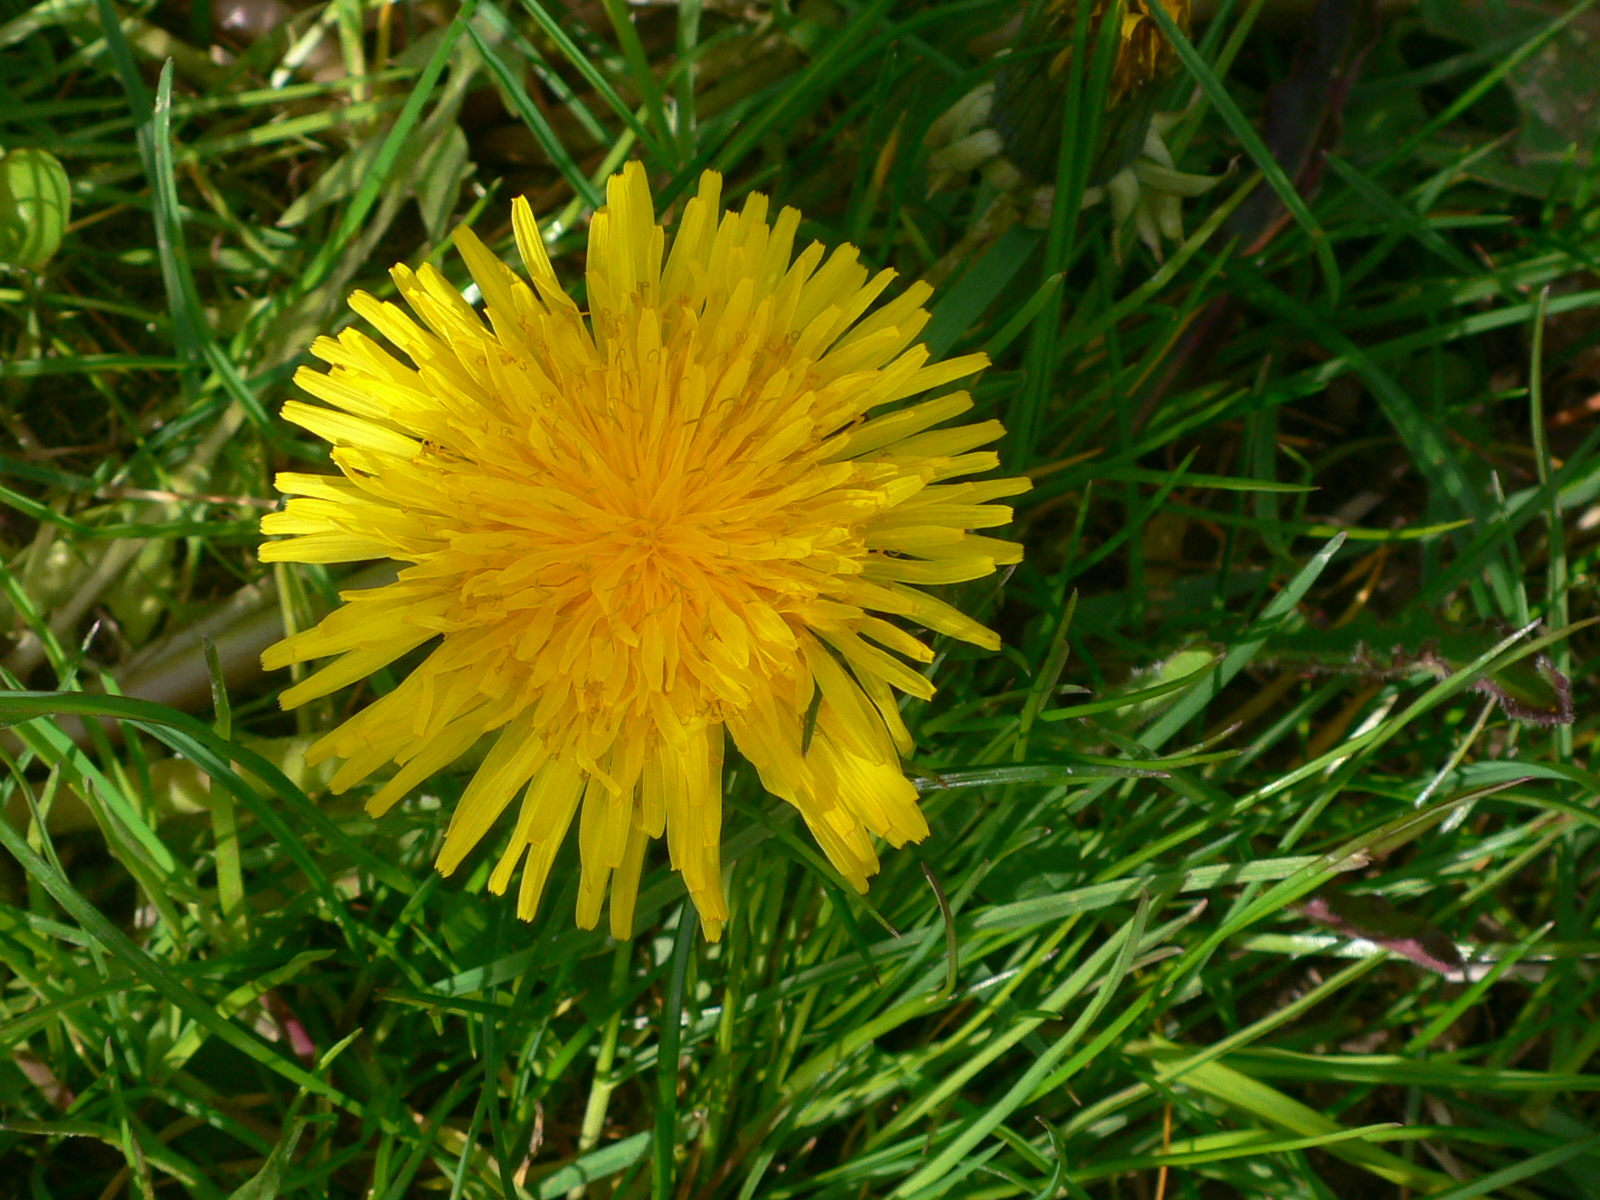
[927,0,1191,187]
[925,0,1211,263]
[260,164,1029,940]
[1057,0,1188,107]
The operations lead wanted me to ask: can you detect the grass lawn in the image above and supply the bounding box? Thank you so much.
[3,0,1600,1196]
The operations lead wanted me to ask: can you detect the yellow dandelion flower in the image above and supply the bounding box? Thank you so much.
[1045,0,1188,105]
[260,164,1029,941]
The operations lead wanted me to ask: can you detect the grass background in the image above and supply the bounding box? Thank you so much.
[3,0,1600,1195]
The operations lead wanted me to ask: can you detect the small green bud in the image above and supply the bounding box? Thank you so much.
[0,148,72,270]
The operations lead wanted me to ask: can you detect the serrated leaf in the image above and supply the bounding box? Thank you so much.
[1258,610,1574,724]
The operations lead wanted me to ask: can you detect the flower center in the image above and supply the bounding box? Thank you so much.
[422,389,847,744]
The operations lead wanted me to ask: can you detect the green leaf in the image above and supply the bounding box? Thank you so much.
[226,1118,307,1200]
[922,226,1041,358]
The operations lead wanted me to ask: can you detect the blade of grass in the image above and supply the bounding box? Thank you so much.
[297,0,479,298]
[507,0,665,165]
[464,19,603,208]
[597,0,675,167]
[892,894,1152,1195]
[87,30,271,434]
[655,906,698,1200]
[1527,287,1571,758]
[0,813,370,1117]
[1008,0,1121,470]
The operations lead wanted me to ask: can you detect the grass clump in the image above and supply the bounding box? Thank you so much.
[3,0,1600,1197]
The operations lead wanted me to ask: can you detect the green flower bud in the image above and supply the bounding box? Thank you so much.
[0,148,71,270]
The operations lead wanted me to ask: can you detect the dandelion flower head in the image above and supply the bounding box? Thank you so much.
[261,164,1029,941]
[1047,0,1189,104]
